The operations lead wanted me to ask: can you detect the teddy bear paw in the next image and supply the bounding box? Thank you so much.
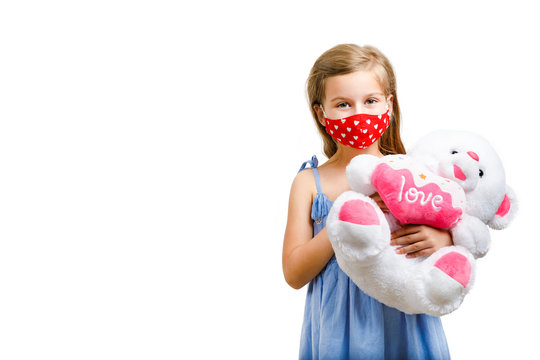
[327,191,390,265]
[423,247,475,312]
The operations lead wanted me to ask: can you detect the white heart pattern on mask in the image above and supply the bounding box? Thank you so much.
[323,109,390,149]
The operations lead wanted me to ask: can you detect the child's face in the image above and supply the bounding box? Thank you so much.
[317,70,392,123]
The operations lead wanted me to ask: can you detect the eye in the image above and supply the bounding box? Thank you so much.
[451,150,459,155]
[337,102,350,109]
[479,169,484,178]
[365,98,378,105]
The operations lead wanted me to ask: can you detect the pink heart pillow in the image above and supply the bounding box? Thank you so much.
[372,157,465,228]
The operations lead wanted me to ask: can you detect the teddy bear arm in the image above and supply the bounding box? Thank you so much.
[345,154,380,194]
[451,214,491,258]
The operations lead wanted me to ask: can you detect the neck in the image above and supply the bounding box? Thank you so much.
[327,142,384,168]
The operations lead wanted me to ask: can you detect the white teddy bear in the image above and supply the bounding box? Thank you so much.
[326,130,517,316]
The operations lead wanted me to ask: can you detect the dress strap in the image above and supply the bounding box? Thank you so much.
[298,155,323,194]
[298,155,330,224]
[298,155,318,172]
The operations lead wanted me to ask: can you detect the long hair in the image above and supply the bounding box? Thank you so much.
[306,44,406,157]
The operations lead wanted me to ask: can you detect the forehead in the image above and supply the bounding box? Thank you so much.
[325,70,384,100]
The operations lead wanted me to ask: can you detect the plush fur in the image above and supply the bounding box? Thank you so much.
[327,130,517,316]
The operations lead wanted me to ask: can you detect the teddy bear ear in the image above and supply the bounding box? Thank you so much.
[488,185,518,230]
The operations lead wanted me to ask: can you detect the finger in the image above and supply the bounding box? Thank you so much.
[391,225,421,239]
[371,196,384,207]
[376,201,388,211]
[395,240,430,255]
[370,193,389,211]
[391,232,423,246]
[369,193,381,204]
[406,248,436,258]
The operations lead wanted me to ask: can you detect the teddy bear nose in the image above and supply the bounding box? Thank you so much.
[467,151,479,161]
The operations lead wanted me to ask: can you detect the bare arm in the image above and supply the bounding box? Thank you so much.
[282,170,335,289]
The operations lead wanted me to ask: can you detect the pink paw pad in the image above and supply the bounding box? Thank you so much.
[434,252,471,287]
[338,199,380,226]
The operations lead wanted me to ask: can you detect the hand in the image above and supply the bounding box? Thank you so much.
[390,225,453,258]
[370,192,389,213]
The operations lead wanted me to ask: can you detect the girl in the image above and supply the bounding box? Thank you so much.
[282,44,453,359]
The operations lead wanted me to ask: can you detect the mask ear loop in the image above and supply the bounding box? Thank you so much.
[319,104,328,122]
[383,97,391,120]
[386,95,393,113]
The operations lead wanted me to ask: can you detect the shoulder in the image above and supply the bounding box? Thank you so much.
[293,168,316,189]
[290,169,317,203]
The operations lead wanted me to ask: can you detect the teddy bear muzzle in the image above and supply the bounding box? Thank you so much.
[440,153,480,191]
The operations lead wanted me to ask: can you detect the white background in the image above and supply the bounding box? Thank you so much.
[0,1,538,359]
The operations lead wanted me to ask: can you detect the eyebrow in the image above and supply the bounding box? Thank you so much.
[329,96,348,102]
[329,93,385,102]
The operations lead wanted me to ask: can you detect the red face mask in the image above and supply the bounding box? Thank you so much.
[323,108,390,149]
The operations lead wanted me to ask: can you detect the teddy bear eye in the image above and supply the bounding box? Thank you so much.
[479,169,484,178]
[451,150,458,155]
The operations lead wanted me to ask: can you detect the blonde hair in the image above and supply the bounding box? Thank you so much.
[307,44,406,158]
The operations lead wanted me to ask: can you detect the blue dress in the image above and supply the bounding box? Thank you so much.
[298,155,450,360]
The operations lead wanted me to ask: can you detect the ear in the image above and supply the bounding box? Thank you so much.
[313,104,325,127]
[488,185,518,230]
[387,95,394,118]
